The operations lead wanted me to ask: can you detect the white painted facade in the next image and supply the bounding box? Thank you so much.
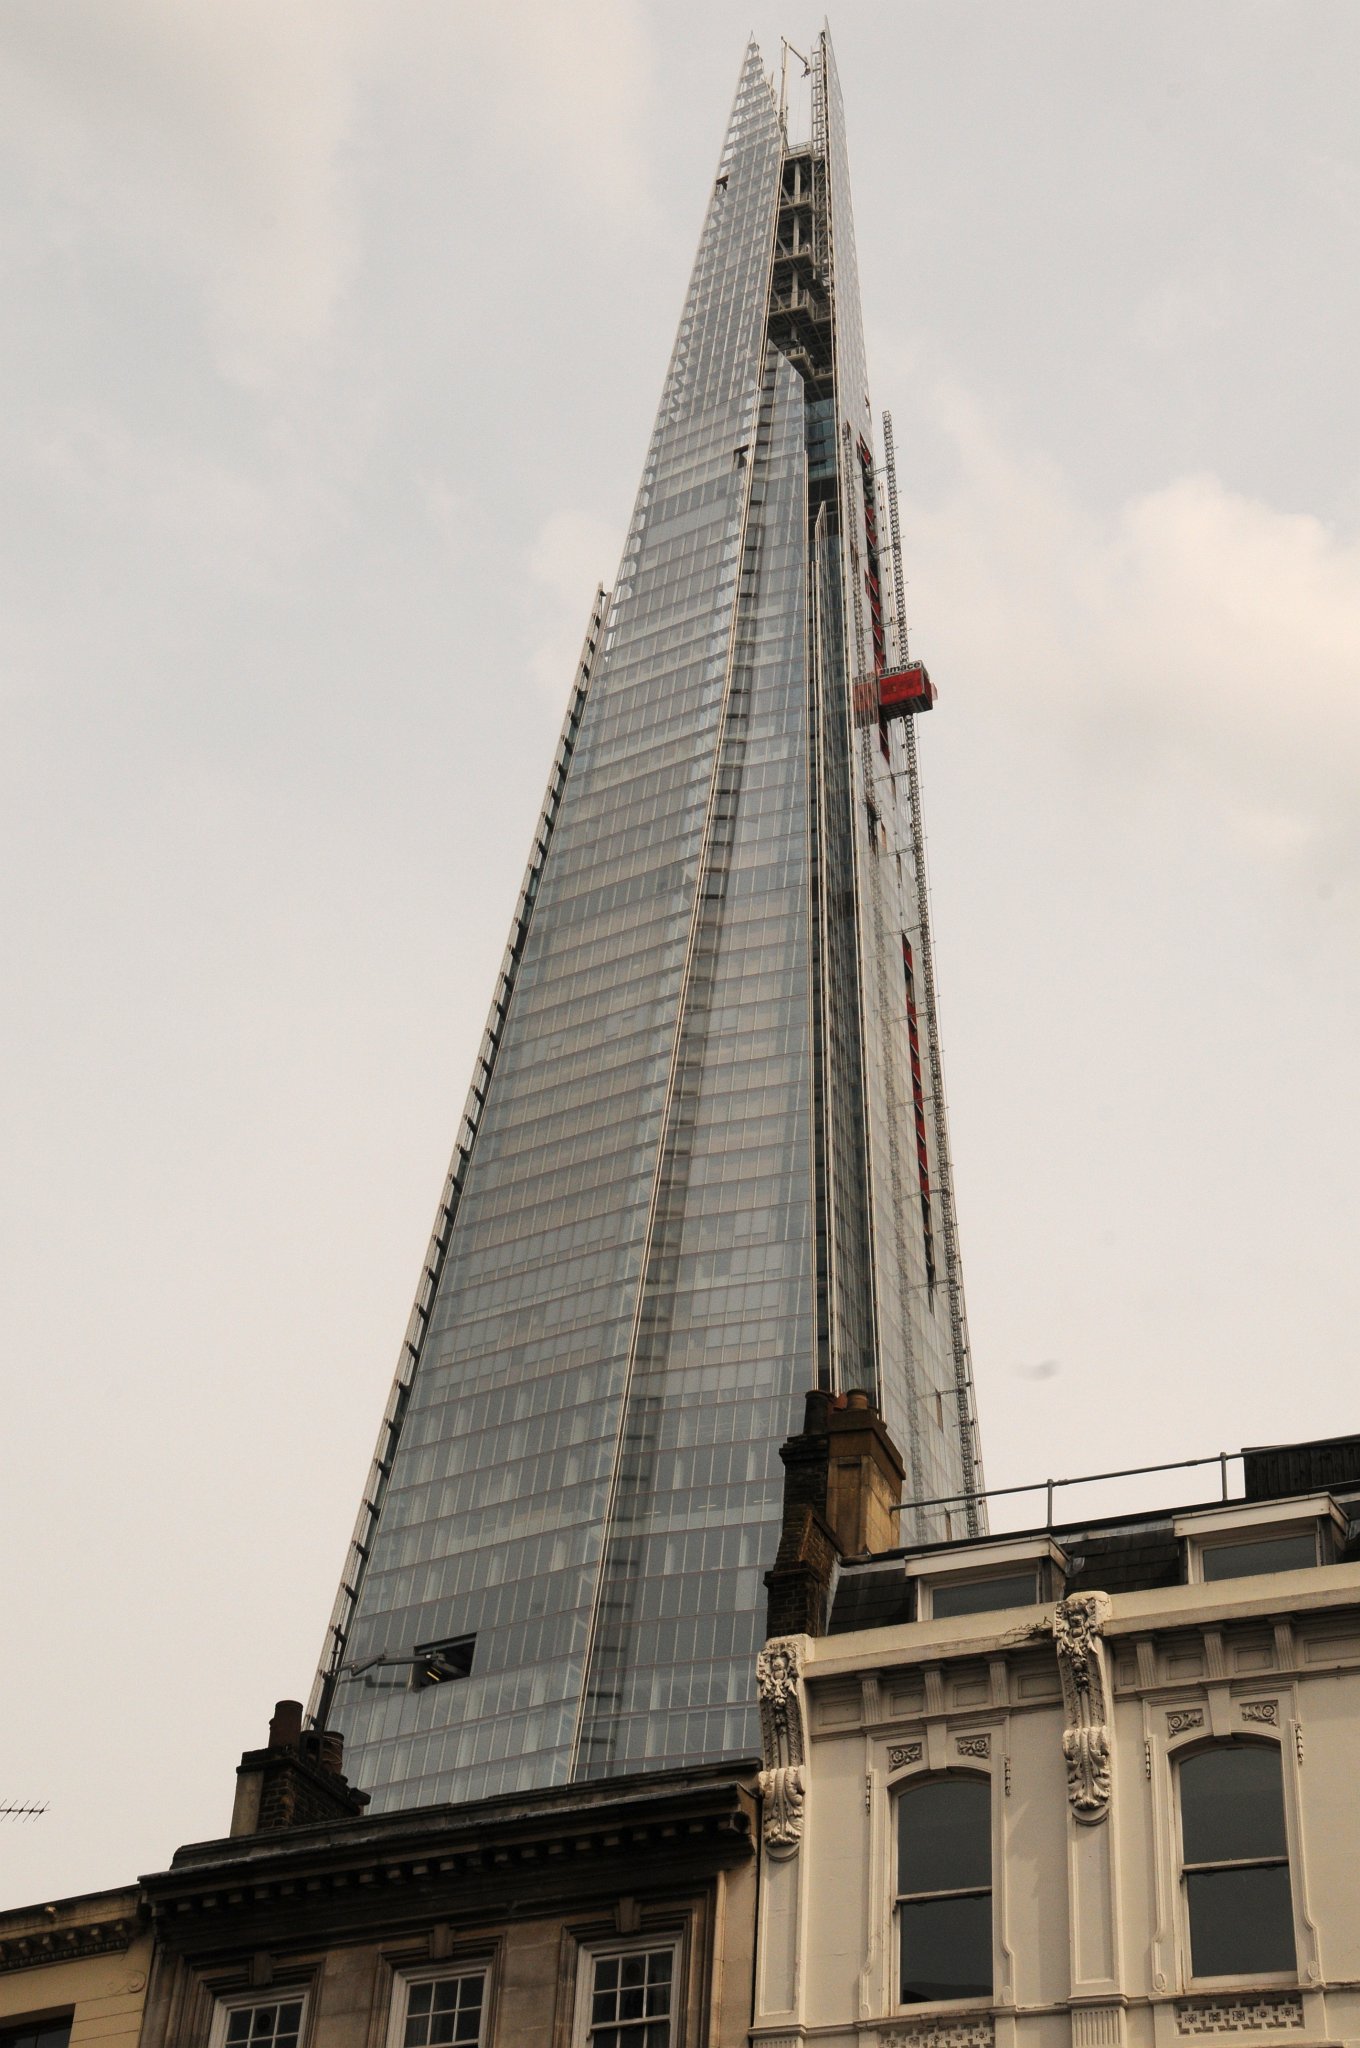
[753,1510,1360,2048]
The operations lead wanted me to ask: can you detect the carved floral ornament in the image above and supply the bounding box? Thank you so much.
[756,1638,806,1856]
[1052,1591,1113,1825]
[879,2020,995,2048]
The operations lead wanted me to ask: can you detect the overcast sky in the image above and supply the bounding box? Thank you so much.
[3,0,1357,1908]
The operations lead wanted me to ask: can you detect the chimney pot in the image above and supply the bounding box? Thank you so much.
[268,1700,304,1752]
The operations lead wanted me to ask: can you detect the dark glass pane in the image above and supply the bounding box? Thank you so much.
[429,2019,453,2045]
[596,1961,619,1993]
[645,2025,670,2048]
[403,2023,424,2048]
[900,1894,992,2003]
[1201,1533,1317,1582]
[1187,1866,1295,1977]
[592,1995,615,2026]
[899,1778,991,1894]
[1181,1747,1288,1864]
[648,1954,671,1985]
[6,2028,73,2048]
[930,1573,1037,1619]
[277,2010,302,2032]
[618,1989,644,2022]
[226,2020,251,2046]
[409,1988,433,2018]
[620,1958,646,1988]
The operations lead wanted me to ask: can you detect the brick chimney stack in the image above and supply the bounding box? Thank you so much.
[764,1388,906,1638]
[229,1700,370,1837]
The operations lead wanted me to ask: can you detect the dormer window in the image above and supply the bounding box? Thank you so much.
[1176,1497,1344,1586]
[929,1570,1037,1620]
[906,1536,1065,1621]
[1199,1530,1319,1581]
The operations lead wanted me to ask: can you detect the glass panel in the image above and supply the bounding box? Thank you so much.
[899,1777,991,1895]
[930,1572,1037,1619]
[1181,1746,1288,1864]
[899,1894,992,2003]
[1187,1865,1295,1977]
[1200,1532,1318,1581]
[322,32,982,1807]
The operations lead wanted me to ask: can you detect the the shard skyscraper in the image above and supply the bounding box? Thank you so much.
[311,30,983,1809]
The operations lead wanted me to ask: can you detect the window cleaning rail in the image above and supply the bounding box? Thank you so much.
[891,1450,1244,1532]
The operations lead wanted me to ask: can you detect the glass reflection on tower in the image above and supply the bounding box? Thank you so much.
[312,30,984,1810]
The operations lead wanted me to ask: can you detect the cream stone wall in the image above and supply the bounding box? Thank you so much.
[0,1888,149,2048]
[752,1561,1360,2048]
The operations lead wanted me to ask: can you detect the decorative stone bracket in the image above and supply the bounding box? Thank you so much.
[1052,1591,1113,1825]
[757,1637,806,1856]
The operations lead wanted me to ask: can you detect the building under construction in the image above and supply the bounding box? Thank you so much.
[310,28,985,1812]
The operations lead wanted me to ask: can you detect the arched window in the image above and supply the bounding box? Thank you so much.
[1179,1744,1295,1979]
[896,1775,992,2004]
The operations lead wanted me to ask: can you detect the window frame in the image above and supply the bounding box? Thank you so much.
[905,1536,1066,1623]
[1174,1739,1297,1988]
[1175,1497,1342,1586]
[892,1769,994,2011]
[385,1963,492,2048]
[570,1933,685,2048]
[207,1990,311,2048]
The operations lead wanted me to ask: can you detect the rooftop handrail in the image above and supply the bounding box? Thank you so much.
[890,1449,1242,1531]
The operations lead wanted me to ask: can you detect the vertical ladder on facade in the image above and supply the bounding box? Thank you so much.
[879,412,985,1534]
[308,588,613,1727]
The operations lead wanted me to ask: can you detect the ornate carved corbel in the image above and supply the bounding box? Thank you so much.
[756,1637,806,1855]
[1052,1591,1113,1824]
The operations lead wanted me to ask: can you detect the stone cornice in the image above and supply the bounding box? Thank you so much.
[142,1763,758,1943]
[0,1911,143,1975]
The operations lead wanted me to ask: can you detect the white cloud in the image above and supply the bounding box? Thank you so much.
[905,385,1360,875]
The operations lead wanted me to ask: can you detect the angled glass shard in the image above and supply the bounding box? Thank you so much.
[313,30,984,1809]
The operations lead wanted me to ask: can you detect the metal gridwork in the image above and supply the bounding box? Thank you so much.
[314,33,982,1810]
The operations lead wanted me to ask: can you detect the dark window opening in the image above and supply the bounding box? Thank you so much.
[1200,1531,1318,1582]
[930,1570,1038,1619]
[3,2021,72,2048]
[1180,1744,1295,1978]
[898,1776,992,2003]
[411,1635,476,1689]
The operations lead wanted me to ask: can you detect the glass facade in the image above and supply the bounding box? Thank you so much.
[313,32,983,1809]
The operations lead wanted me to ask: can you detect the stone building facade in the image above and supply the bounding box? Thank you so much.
[0,1887,151,2048]
[137,1722,757,2048]
[753,1428,1360,2048]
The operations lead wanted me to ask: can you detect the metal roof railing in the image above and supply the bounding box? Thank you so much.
[891,1449,1245,1533]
